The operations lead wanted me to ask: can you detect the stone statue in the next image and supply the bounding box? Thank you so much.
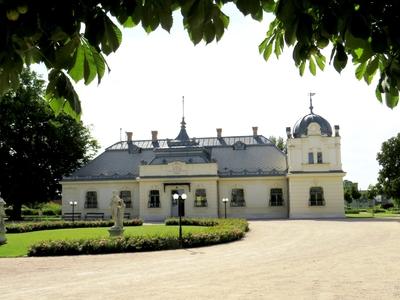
[0,193,7,245]
[108,191,125,237]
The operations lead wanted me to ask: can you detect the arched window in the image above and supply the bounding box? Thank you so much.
[85,191,98,208]
[120,191,132,208]
[309,187,325,206]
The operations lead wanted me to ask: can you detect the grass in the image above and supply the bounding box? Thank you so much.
[346,212,400,218]
[0,225,209,257]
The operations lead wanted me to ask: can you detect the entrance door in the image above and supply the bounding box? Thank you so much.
[171,189,184,217]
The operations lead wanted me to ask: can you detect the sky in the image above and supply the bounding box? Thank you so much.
[57,5,399,190]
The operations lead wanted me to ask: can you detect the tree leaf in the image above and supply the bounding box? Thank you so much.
[309,56,316,75]
[263,42,273,62]
[355,61,367,80]
[68,44,84,82]
[315,54,325,70]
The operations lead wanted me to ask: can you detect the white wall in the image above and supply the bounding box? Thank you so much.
[61,180,139,219]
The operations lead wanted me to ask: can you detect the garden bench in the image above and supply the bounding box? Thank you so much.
[62,213,81,221]
[124,212,130,219]
[84,212,104,220]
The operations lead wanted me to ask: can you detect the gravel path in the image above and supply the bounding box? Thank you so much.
[1,219,400,299]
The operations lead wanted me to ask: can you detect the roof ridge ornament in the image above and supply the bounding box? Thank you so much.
[175,96,191,141]
[309,92,315,114]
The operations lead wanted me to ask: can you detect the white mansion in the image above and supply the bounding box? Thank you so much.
[61,103,346,220]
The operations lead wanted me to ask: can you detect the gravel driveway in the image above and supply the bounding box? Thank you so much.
[1,219,400,299]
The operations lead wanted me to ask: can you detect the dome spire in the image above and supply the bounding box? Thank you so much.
[175,96,190,141]
[309,92,315,114]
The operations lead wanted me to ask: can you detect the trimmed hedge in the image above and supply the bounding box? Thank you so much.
[345,209,360,214]
[6,219,143,233]
[27,218,248,256]
[165,217,219,227]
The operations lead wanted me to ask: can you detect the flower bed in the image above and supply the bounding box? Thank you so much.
[6,219,143,233]
[27,218,248,256]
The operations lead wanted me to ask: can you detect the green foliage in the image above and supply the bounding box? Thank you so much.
[258,0,400,108]
[366,184,378,200]
[0,225,206,257]
[343,179,361,204]
[6,219,143,233]
[0,1,399,118]
[0,68,99,220]
[268,136,286,152]
[377,133,400,204]
[27,218,248,256]
[344,209,359,214]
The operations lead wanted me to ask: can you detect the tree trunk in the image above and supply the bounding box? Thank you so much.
[10,198,22,221]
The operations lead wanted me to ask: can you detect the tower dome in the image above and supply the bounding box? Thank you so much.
[292,93,332,138]
[292,113,332,138]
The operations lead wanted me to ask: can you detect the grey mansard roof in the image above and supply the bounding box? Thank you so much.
[65,134,287,181]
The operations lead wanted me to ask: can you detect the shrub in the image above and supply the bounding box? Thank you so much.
[381,203,394,209]
[27,218,249,256]
[372,208,386,213]
[6,219,143,233]
[345,209,360,214]
[22,207,39,216]
[40,202,62,216]
[165,217,219,227]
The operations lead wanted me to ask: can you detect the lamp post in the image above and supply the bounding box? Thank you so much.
[173,192,187,247]
[222,198,229,219]
[69,201,78,222]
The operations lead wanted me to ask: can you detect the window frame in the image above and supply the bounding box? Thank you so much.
[269,188,284,206]
[308,152,314,164]
[231,188,246,207]
[148,190,160,208]
[194,189,208,207]
[120,190,132,208]
[317,152,323,164]
[85,191,98,209]
[309,187,325,206]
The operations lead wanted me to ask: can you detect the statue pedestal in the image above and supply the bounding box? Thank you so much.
[108,226,124,237]
[0,233,6,245]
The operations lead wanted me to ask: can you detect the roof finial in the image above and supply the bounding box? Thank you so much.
[181,96,186,128]
[182,96,185,119]
[308,92,315,114]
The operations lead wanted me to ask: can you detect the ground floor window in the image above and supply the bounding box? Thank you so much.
[231,189,245,207]
[309,187,325,206]
[85,191,98,208]
[270,188,284,206]
[148,190,160,208]
[194,189,207,207]
[120,190,132,208]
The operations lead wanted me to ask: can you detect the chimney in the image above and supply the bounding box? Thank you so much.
[334,125,340,137]
[151,130,158,141]
[252,126,258,136]
[126,131,133,142]
[216,128,222,138]
[286,127,292,138]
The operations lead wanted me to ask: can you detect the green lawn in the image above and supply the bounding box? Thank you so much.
[346,212,400,218]
[0,225,209,257]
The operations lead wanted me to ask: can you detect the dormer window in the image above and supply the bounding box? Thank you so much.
[233,141,246,150]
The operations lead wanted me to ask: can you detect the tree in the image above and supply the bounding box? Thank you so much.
[269,136,286,152]
[377,133,400,208]
[0,68,99,220]
[0,1,399,118]
[366,184,378,201]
